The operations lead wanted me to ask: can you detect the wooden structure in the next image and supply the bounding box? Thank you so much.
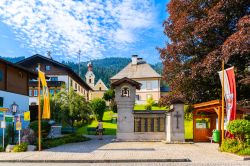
[193,100,248,142]
[193,100,223,142]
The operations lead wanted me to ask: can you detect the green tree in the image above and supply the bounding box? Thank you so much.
[103,89,115,101]
[56,87,92,129]
[90,98,106,120]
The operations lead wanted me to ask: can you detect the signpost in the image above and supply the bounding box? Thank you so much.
[0,108,8,149]
[16,115,22,145]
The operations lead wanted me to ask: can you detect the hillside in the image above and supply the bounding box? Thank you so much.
[1,56,162,87]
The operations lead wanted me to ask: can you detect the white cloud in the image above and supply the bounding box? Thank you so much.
[0,0,157,61]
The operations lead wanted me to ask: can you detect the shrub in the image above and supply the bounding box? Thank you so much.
[21,128,36,145]
[145,97,154,110]
[42,134,90,149]
[145,104,152,110]
[0,146,4,152]
[29,120,51,138]
[227,119,250,143]
[90,98,106,120]
[221,138,241,153]
[13,143,28,152]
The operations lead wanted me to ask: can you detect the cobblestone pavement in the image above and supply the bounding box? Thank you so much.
[0,135,249,165]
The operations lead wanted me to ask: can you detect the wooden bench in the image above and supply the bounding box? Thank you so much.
[87,127,105,135]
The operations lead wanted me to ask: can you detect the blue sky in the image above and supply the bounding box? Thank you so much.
[0,0,169,64]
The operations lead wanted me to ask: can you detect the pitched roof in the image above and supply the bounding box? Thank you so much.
[110,62,161,80]
[94,79,108,90]
[0,57,37,78]
[17,54,92,91]
[111,77,141,90]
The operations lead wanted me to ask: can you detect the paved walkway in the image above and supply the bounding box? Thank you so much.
[0,135,249,164]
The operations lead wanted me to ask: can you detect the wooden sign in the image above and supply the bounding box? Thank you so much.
[16,122,22,130]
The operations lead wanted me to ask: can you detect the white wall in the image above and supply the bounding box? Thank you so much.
[29,97,38,105]
[0,90,29,113]
[137,80,159,91]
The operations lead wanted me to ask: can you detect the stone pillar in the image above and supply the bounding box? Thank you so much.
[166,100,185,142]
[115,83,136,140]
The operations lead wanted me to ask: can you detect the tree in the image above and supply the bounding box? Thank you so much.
[55,87,92,129]
[90,98,106,120]
[103,89,115,101]
[158,0,250,104]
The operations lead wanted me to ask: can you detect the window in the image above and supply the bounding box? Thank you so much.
[75,83,77,90]
[136,95,140,101]
[70,79,73,87]
[50,77,58,81]
[78,85,80,91]
[50,89,54,95]
[0,97,3,107]
[45,65,51,71]
[34,90,38,97]
[29,90,33,96]
[0,70,3,81]
[19,72,23,78]
[56,89,60,94]
[40,90,43,95]
[99,87,102,91]
[89,79,91,83]
[146,81,152,90]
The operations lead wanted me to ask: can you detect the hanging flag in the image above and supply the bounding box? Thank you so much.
[218,67,237,137]
[38,70,50,119]
[24,111,30,121]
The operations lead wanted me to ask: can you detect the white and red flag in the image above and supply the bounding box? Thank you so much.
[218,67,237,138]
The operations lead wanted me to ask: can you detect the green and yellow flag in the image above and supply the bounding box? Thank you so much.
[38,70,50,119]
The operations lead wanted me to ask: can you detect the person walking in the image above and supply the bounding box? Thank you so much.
[97,120,103,140]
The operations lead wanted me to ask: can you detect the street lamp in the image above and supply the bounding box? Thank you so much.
[10,102,18,144]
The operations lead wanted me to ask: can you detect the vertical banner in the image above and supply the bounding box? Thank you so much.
[218,67,237,137]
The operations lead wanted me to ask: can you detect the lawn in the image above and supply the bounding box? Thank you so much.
[134,104,168,111]
[78,110,194,139]
[77,110,117,135]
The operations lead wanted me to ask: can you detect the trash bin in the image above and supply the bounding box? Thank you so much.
[212,129,220,143]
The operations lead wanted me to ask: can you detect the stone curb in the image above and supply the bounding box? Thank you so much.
[222,152,250,161]
[0,159,191,163]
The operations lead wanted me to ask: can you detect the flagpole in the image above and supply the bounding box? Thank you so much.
[38,64,41,151]
[221,60,225,143]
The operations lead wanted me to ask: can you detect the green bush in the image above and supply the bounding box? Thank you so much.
[221,138,241,153]
[13,143,28,152]
[145,97,154,110]
[227,119,250,143]
[42,134,90,149]
[90,98,106,120]
[29,120,51,138]
[238,147,250,155]
[0,146,4,152]
[145,104,152,110]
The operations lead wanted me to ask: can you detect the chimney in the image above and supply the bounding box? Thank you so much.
[132,55,138,65]
[87,62,93,71]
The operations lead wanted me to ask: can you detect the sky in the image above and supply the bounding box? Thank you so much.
[0,0,169,64]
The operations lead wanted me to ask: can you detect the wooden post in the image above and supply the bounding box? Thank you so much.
[221,60,225,143]
[218,107,222,146]
[38,64,41,151]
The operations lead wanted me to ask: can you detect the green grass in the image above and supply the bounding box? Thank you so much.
[134,104,168,111]
[184,120,193,139]
[77,110,117,135]
[77,110,194,138]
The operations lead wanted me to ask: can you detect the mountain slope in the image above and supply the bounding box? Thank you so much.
[2,56,162,87]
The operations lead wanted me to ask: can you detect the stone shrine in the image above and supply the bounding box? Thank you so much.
[111,77,185,142]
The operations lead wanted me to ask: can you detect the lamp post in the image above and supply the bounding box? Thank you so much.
[10,102,18,144]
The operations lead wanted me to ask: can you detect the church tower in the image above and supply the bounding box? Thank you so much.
[85,62,95,88]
